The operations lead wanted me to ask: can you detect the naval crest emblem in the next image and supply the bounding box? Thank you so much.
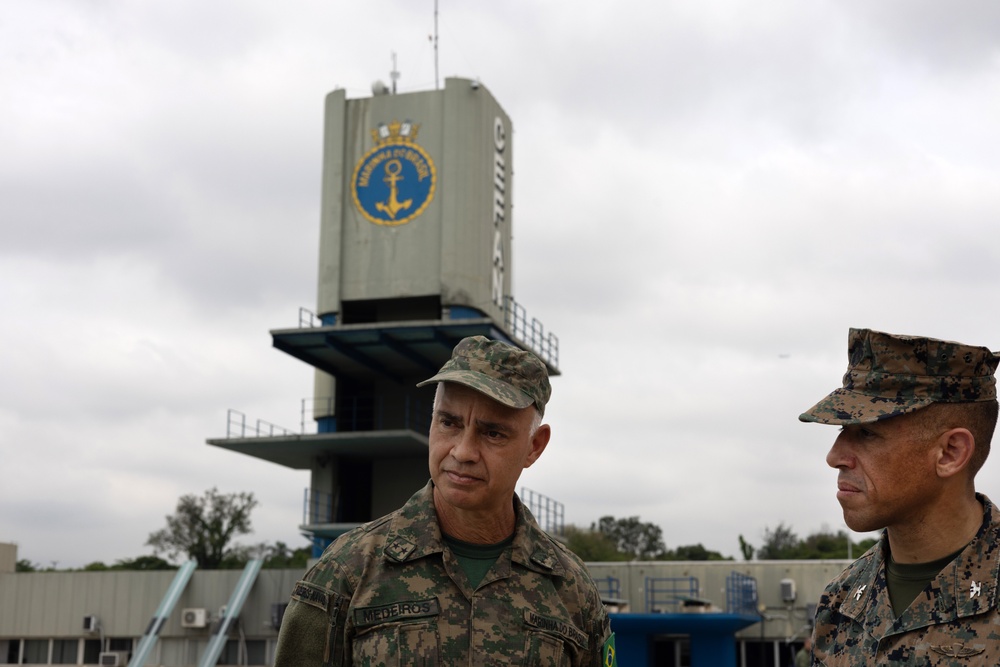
[351,119,436,226]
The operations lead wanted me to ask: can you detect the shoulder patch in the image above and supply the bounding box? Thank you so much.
[523,609,588,649]
[291,581,329,611]
[602,633,617,667]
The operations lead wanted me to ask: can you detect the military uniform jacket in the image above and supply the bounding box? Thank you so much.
[814,494,1000,666]
[273,481,611,666]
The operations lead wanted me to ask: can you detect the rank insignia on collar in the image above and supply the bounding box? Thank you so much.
[930,643,985,658]
[854,584,867,601]
[970,580,982,598]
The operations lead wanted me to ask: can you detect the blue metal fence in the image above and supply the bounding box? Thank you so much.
[725,571,761,617]
[593,576,622,600]
[644,577,700,613]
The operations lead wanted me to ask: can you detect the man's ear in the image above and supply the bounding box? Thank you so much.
[524,424,551,469]
[936,427,976,479]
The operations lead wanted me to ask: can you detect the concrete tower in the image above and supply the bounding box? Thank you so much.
[209,78,558,555]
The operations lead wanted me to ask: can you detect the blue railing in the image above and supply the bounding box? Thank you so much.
[644,577,700,613]
[520,487,564,536]
[594,576,622,600]
[725,571,761,616]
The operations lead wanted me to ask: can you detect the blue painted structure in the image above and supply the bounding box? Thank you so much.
[607,571,761,666]
[609,613,759,666]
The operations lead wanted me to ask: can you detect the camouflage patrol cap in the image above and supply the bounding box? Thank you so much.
[416,336,551,415]
[800,328,1000,425]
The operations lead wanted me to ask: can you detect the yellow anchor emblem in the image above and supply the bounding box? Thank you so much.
[374,159,412,219]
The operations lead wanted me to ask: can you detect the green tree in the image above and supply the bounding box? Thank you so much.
[15,559,38,572]
[595,516,666,560]
[262,541,313,569]
[564,525,629,561]
[111,555,176,571]
[738,535,755,561]
[662,543,731,561]
[758,522,801,559]
[146,488,258,569]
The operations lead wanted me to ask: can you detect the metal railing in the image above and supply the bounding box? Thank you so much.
[225,410,296,438]
[290,301,559,369]
[298,306,320,328]
[302,396,431,435]
[726,571,761,616]
[304,488,336,525]
[520,487,565,536]
[504,296,559,369]
[221,396,432,440]
[644,576,701,613]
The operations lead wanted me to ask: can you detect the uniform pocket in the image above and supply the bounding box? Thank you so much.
[353,621,440,666]
[524,631,571,667]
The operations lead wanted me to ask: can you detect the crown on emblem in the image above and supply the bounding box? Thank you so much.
[370,119,421,146]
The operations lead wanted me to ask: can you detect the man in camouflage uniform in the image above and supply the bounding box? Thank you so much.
[274,336,614,666]
[800,328,1000,665]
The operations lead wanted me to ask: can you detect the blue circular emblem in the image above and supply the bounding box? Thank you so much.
[351,141,436,226]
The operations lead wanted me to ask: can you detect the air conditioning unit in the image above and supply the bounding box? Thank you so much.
[780,578,797,603]
[98,652,128,667]
[181,607,208,628]
[83,614,99,632]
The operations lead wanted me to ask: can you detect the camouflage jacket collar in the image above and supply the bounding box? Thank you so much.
[837,494,1000,638]
[381,481,566,578]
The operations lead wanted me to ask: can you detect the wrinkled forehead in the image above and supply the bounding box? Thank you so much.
[435,381,532,422]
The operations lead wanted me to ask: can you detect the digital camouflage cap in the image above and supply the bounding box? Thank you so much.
[800,328,1000,425]
[417,336,551,416]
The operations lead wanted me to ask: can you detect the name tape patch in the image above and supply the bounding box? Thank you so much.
[523,610,588,648]
[291,582,329,611]
[354,598,441,628]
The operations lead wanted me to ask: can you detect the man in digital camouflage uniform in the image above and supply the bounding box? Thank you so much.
[274,335,615,666]
[800,328,1000,665]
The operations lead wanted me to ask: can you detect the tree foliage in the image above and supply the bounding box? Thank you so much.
[751,524,878,560]
[595,516,667,560]
[261,541,312,569]
[82,555,177,571]
[661,543,731,561]
[758,522,800,559]
[146,488,258,569]
[16,559,38,572]
[564,525,630,561]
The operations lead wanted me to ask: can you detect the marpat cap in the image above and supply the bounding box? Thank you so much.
[800,328,1000,425]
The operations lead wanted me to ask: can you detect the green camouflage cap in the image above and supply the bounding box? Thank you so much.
[800,328,1000,425]
[417,336,551,415]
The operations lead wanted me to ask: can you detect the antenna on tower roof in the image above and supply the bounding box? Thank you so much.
[433,0,439,90]
[390,51,400,94]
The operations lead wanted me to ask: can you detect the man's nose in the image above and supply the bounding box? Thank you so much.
[826,435,854,470]
[451,428,480,462]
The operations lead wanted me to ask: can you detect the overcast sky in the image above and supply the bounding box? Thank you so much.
[4,1,1000,569]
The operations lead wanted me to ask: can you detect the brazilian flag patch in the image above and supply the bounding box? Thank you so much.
[602,632,617,667]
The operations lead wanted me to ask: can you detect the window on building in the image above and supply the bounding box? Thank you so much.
[51,639,78,664]
[21,640,47,665]
[82,640,101,665]
[106,638,132,653]
[220,639,266,666]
